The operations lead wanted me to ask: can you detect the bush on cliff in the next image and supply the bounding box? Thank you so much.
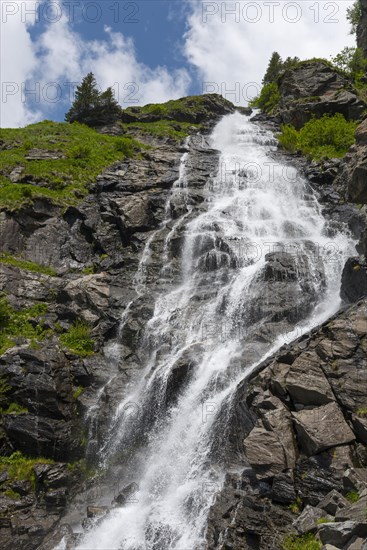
[278,113,358,160]
[250,82,280,114]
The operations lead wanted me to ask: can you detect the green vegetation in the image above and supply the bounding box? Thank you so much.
[0,294,50,355]
[124,94,221,122]
[346,490,360,503]
[332,47,367,79]
[0,120,142,210]
[278,114,358,160]
[356,407,367,416]
[0,451,53,490]
[250,82,280,114]
[73,386,84,400]
[120,120,198,141]
[288,496,302,514]
[0,253,56,276]
[65,73,121,125]
[262,51,300,85]
[0,403,28,415]
[60,320,94,357]
[282,533,322,550]
[347,0,361,34]
[4,488,21,500]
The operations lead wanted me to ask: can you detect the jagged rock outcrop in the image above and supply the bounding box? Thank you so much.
[207,298,367,549]
[277,61,365,129]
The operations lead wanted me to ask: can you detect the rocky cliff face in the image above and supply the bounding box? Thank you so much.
[206,298,367,549]
[0,89,366,550]
[277,61,365,129]
[0,95,236,549]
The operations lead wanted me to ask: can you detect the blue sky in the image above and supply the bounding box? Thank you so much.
[1,0,356,127]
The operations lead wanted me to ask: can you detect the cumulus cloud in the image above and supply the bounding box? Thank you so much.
[184,0,356,104]
[0,1,191,127]
[0,1,42,127]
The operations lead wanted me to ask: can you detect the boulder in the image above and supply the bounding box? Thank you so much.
[292,402,355,456]
[317,490,349,516]
[318,521,364,547]
[335,493,367,523]
[285,351,334,406]
[293,505,326,534]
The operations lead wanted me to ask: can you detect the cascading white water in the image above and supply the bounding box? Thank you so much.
[75,113,355,550]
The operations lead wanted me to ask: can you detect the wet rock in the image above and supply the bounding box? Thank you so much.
[165,344,203,407]
[113,482,139,506]
[341,258,367,303]
[292,402,355,456]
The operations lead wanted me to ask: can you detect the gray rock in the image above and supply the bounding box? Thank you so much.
[278,61,365,129]
[318,521,360,547]
[336,494,367,523]
[293,505,326,534]
[317,490,349,516]
[286,351,335,406]
[292,402,355,456]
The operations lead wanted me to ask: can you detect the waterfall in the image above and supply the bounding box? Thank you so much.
[73,113,355,550]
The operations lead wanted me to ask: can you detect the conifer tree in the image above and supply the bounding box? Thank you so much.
[65,73,101,123]
[262,52,283,85]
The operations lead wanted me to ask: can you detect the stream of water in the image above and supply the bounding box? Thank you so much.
[73,113,355,550]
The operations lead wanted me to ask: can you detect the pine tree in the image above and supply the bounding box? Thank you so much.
[99,87,122,122]
[282,56,300,71]
[262,52,283,85]
[65,73,101,123]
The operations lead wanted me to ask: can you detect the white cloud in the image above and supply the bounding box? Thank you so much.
[0,1,42,127]
[184,0,356,104]
[0,2,191,127]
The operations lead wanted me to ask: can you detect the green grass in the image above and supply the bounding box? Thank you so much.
[282,534,322,550]
[120,120,198,141]
[124,94,225,122]
[4,488,21,499]
[0,295,50,355]
[0,451,54,490]
[356,408,367,416]
[346,491,360,503]
[278,113,358,160]
[60,320,94,357]
[0,121,142,210]
[0,403,28,414]
[0,252,56,276]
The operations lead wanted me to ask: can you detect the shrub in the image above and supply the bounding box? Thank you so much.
[250,82,280,114]
[346,491,360,503]
[70,145,92,160]
[114,138,135,156]
[60,320,94,357]
[278,114,357,160]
